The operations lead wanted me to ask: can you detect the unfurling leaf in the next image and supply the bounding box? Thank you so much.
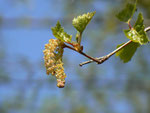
[116,0,137,23]
[124,13,149,45]
[72,11,96,33]
[51,21,72,42]
[116,42,140,63]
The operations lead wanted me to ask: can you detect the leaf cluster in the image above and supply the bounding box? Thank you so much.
[116,0,149,63]
[50,1,149,64]
[51,11,96,51]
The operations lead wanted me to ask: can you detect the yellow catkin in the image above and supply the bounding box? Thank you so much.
[43,39,66,88]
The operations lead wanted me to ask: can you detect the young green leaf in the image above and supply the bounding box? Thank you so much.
[72,11,96,33]
[133,13,149,44]
[124,29,141,43]
[124,13,149,45]
[116,42,140,63]
[51,21,72,42]
[116,0,137,23]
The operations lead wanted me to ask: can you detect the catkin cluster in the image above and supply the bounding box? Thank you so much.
[43,39,66,88]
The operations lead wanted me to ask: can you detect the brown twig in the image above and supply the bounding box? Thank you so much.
[79,27,150,66]
[79,40,132,66]
[63,44,102,64]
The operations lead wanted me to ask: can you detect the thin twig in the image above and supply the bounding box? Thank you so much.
[144,26,150,32]
[79,27,150,66]
[79,40,132,66]
[63,44,102,64]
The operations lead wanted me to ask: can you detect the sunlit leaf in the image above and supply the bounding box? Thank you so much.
[116,0,137,23]
[124,29,140,43]
[116,42,140,63]
[72,11,96,33]
[124,13,149,45]
[51,21,72,42]
[133,13,149,44]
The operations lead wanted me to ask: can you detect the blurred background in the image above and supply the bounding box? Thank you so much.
[0,0,150,113]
